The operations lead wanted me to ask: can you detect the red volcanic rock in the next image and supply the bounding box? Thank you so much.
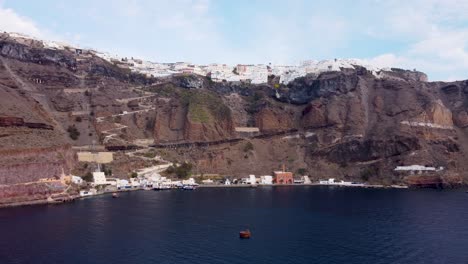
[24,122,54,130]
[0,116,24,127]
[404,174,463,188]
[0,117,53,130]
[454,111,468,128]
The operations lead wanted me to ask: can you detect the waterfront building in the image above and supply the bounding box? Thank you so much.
[92,171,107,185]
[241,175,257,185]
[202,179,214,184]
[71,176,84,185]
[117,179,130,189]
[105,178,118,186]
[303,176,312,184]
[130,178,141,188]
[318,178,357,186]
[274,166,293,184]
[79,188,97,197]
[260,175,273,185]
[182,178,196,185]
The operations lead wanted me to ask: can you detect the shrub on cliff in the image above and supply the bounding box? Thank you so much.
[243,142,254,152]
[83,172,93,182]
[296,168,307,176]
[175,162,193,179]
[360,167,377,182]
[67,125,80,140]
[165,162,193,179]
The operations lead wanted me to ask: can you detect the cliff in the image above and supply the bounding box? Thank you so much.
[1,32,468,206]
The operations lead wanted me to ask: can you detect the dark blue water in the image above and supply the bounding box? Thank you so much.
[1,186,468,264]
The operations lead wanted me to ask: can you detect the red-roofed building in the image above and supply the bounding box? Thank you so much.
[274,165,293,184]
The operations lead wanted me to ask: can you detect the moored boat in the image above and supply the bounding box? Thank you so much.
[112,192,119,198]
[239,229,251,239]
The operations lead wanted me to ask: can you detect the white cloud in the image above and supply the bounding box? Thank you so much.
[363,0,468,80]
[0,6,42,37]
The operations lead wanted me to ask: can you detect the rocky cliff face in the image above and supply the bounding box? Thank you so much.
[0,33,468,206]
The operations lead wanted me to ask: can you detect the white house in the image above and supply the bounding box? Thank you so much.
[260,175,273,185]
[202,179,214,184]
[319,178,335,184]
[117,179,130,189]
[182,178,196,185]
[80,188,97,197]
[105,178,118,186]
[224,179,231,185]
[130,178,141,188]
[71,176,83,185]
[241,175,257,185]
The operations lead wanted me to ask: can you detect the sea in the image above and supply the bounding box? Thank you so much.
[0,186,467,264]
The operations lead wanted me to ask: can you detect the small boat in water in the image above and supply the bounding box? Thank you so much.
[112,193,119,198]
[239,229,251,239]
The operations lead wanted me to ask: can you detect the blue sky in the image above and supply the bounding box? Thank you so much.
[1,0,468,81]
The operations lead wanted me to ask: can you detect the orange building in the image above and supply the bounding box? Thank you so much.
[274,165,293,184]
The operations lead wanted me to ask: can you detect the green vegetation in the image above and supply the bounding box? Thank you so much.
[135,150,157,159]
[243,142,254,152]
[360,167,377,182]
[165,162,193,179]
[296,168,307,176]
[67,125,80,140]
[130,172,138,178]
[75,116,82,122]
[83,172,93,182]
[143,82,231,124]
[143,151,157,159]
[180,90,231,124]
[246,91,264,114]
[101,165,112,176]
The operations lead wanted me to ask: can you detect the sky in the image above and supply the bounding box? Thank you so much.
[1,0,468,81]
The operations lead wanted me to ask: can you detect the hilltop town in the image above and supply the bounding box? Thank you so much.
[5,32,399,85]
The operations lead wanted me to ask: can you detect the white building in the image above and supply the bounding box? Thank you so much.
[202,179,214,184]
[182,178,197,185]
[394,165,443,173]
[260,175,273,185]
[92,171,107,185]
[242,175,257,185]
[71,176,84,185]
[80,188,97,197]
[319,178,355,186]
[224,179,231,185]
[105,178,118,186]
[303,176,312,184]
[117,179,130,189]
[130,178,141,188]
